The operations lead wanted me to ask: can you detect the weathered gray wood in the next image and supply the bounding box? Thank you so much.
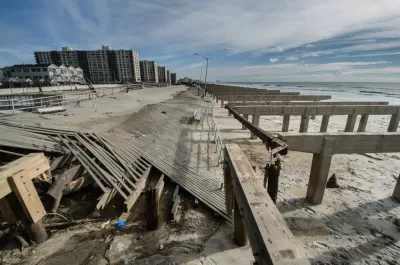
[306,137,335,204]
[266,159,281,204]
[234,105,400,116]
[388,108,400,132]
[233,199,248,246]
[345,114,357,132]
[357,114,369,132]
[299,115,310,132]
[227,101,389,108]
[282,115,290,132]
[171,185,182,224]
[220,95,331,102]
[393,174,400,201]
[251,112,260,139]
[279,132,400,154]
[225,144,310,265]
[221,99,224,108]
[213,90,281,95]
[242,114,249,130]
[124,166,151,212]
[223,158,233,216]
[320,115,330,132]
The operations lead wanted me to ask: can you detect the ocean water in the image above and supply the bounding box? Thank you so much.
[222,82,400,105]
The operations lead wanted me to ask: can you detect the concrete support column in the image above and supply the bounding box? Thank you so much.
[242,114,249,130]
[221,100,224,108]
[250,114,260,139]
[282,115,290,132]
[320,115,330,132]
[393,174,400,201]
[299,115,310,132]
[216,96,219,103]
[388,108,400,132]
[357,114,369,132]
[345,114,357,132]
[306,137,335,205]
[233,200,248,246]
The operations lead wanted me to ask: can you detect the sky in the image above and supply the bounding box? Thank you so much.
[1,0,400,82]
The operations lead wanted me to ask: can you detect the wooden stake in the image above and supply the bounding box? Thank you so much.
[265,159,281,204]
[393,174,400,201]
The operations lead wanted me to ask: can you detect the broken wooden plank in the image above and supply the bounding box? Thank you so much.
[124,165,151,212]
[8,170,46,224]
[171,185,182,224]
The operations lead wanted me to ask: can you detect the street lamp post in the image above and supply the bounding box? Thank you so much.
[194,53,208,98]
[197,67,203,95]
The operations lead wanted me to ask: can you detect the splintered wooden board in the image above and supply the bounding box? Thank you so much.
[9,171,46,223]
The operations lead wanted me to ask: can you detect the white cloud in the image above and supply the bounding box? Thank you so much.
[269,58,279,63]
[285,57,299,61]
[305,44,314,48]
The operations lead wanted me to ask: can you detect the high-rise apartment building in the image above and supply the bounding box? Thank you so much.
[140,61,158,83]
[34,46,141,84]
[170,73,177,84]
[166,70,171,85]
[157,66,168,83]
[111,50,141,83]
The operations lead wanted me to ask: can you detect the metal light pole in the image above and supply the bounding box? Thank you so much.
[197,67,203,95]
[194,53,208,98]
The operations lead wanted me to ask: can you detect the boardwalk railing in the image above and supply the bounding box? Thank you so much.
[224,144,310,265]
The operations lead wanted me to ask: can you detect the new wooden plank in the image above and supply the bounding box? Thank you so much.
[9,170,46,223]
[225,144,310,265]
[234,105,400,116]
[278,132,400,154]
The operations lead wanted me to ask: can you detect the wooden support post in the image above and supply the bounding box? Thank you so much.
[250,112,260,139]
[306,137,335,205]
[357,114,369,132]
[282,115,290,132]
[223,158,233,216]
[393,174,400,201]
[221,100,224,108]
[6,193,48,243]
[265,159,281,204]
[171,186,182,224]
[299,115,310,133]
[388,108,400,132]
[233,199,248,246]
[345,114,357,132]
[228,110,232,116]
[242,114,249,130]
[146,188,158,230]
[216,96,219,103]
[320,115,330,132]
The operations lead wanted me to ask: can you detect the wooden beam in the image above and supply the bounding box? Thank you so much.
[124,165,151,212]
[393,174,400,201]
[227,101,389,108]
[171,185,182,224]
[251,113,260,139]
[0,154,50,199]
[223,157,233,216]
[320,115,330,132]
[306,137,335,204]
[9,170,46,224]
[220,95,331,102]
[225,106,288,155]
[233,199,248,246]
[358,114,369,132]
[299,115,310,132]
[279,132,400,154]
[344,114,357,132]
[282,115,290,132]
[225,144,310,265]
[233,105,400,116]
